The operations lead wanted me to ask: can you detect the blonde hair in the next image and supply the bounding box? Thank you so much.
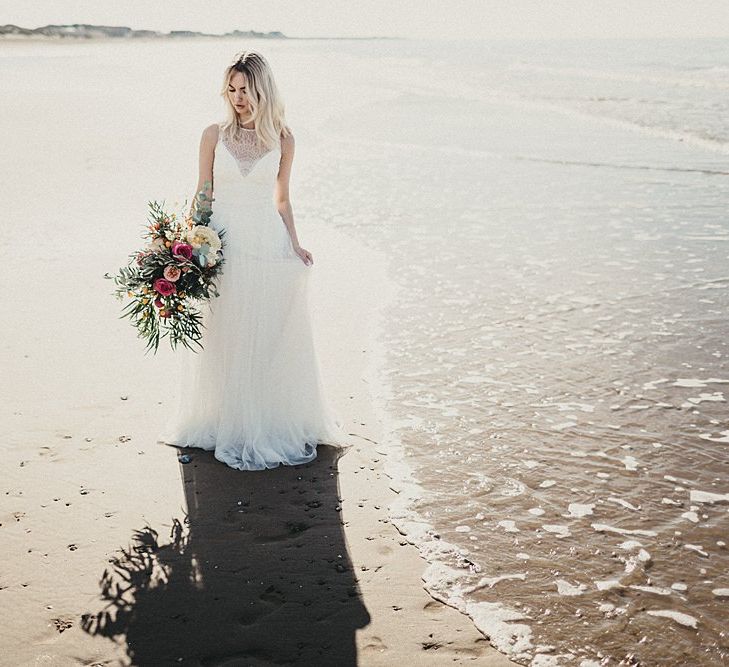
[220,50,291,150]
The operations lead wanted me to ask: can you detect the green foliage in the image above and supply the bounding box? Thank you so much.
[104,184,226,355]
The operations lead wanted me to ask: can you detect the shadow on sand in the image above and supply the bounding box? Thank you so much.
[81,444,371,666]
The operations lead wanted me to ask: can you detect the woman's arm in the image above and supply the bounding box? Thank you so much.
[275,130,312,265]
[193,124,218,213]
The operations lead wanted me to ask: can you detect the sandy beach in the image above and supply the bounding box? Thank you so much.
[0,221,513,665]
[3,27,728,665]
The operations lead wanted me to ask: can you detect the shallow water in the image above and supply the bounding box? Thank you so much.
[311,38,729,666]
[3,35,728,666]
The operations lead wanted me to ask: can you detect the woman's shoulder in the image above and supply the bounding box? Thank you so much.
[280,124,294,150]
[202,122,222,143]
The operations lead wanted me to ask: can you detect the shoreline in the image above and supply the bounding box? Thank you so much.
[313,226,517,665]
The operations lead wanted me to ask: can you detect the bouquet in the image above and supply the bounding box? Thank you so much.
[105,181,226,354]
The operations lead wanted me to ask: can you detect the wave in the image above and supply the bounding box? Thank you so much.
[513,154,729,176]
[400,69,729,157]
[509,62,729,92]
[334,133,729,178]
[550,105,729,156]
[507,94,729,156]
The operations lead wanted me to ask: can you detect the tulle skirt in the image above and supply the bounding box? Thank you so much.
[157,204,349,471]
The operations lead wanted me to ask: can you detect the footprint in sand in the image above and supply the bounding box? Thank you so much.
[363,635,387,652]
[252,521,312,543]
[423,600,446,614]
[238,585,286,626]
[260,585,286,605]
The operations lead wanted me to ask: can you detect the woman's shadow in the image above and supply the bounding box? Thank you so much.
[81,444,371,666]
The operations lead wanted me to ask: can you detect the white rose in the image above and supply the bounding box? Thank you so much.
[186,225,222,253]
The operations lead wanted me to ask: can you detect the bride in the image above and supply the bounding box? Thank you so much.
[157,50,349,470]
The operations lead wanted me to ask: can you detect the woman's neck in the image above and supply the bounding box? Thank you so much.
[236,114,255,130]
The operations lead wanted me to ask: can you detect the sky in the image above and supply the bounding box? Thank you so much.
[1,1,729,40]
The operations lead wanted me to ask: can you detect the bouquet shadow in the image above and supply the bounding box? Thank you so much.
[81,445,370,666]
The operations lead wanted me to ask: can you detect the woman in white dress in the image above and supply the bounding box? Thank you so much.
[158,50,349,470]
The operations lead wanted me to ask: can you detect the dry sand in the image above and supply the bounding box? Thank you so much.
[0,226,514,665]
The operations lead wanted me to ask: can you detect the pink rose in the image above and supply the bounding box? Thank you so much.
[171,241,193,261]
[163,265,181,282]
[153,278,176,297]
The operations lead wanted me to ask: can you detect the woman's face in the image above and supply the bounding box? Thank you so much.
[227,71,250,116]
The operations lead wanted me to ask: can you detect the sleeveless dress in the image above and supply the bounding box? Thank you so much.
[157,122,349,470]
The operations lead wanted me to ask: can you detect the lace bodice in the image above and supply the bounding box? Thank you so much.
[217,124,277,177]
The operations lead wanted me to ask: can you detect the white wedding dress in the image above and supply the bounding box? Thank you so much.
[157,122,349,470]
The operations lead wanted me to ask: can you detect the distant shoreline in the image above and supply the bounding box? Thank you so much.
[0,23,399,41]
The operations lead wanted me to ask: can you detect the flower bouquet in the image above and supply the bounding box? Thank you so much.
[105,181,226,354]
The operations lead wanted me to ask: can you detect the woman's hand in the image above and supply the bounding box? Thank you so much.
[293,244,313,266]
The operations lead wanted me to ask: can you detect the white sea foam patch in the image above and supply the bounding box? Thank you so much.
[681,510,699,523]
[423,561,535,660]
[630,585,672,596]
[596,580,622,591]
[619,539,644,551]
[532,655,569,667]
[461,573,527,593]
[646,610,698,629]
[684,392,725,406]
[699,430,729,443]
[556,579,588,596]
[592,523,657,537]
[543,524,571,538]
[672,378,729,388]
[553,402,595,412]
[621,456,639,471]
[684,544,709,558]
[498,520,520,533]
[712,588,729,597]
[567,502,595,517]
[608,497,640,511]
[500,478,527,497]
[551,421,577,431]
[465,600,535,659]
[689,490,729,504]
[643,378,670,390]
[637,549,652,564]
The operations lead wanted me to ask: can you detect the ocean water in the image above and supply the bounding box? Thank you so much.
[2,35,727,666]
[308,37,729,666]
